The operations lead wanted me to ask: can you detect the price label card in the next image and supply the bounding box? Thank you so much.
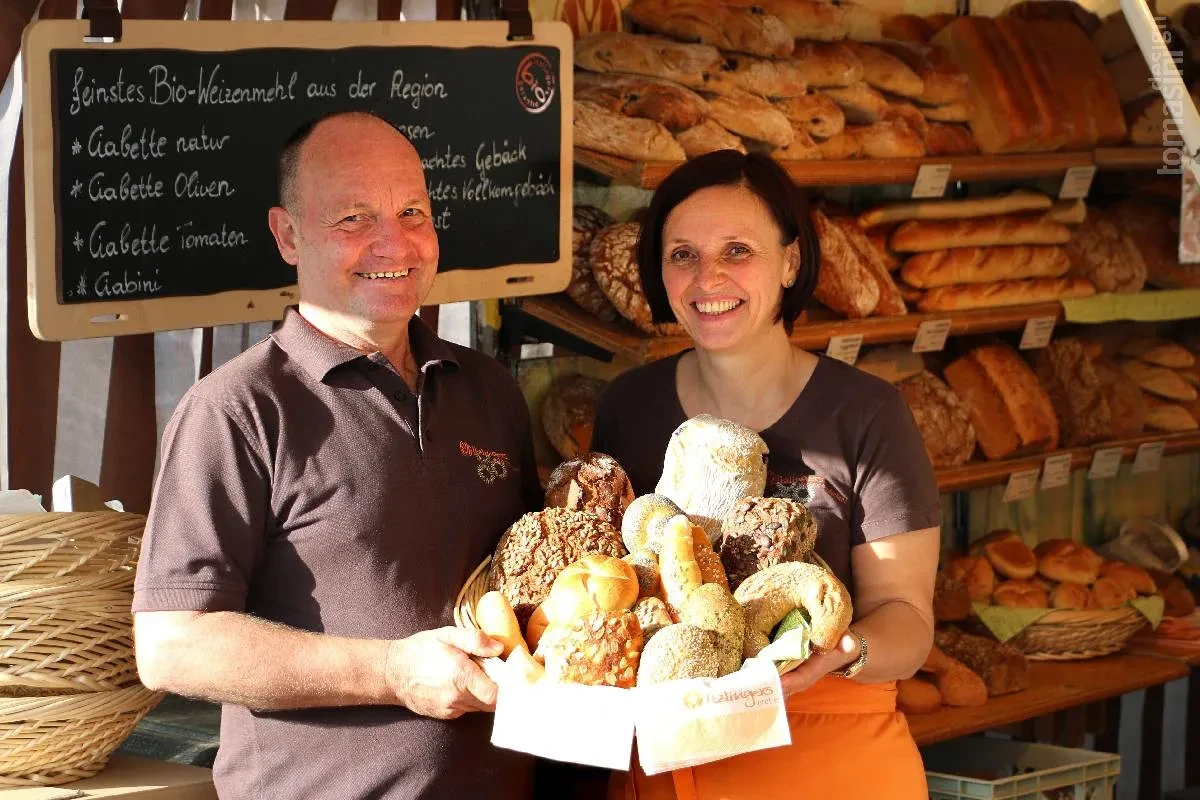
[1002,468,1040,503]
[1088,447,1125,480]
[912,319,952,353]
[1132,441,1166,474]
[1040,453,1074,490]
[1059,165,1097,200]
[1019,316,1057,350]
[826,334,864,366]
[912,164,952,199]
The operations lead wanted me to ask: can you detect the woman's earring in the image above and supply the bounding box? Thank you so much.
[785,276,796,288]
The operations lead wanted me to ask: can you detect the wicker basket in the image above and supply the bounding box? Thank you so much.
[984,607,1149,661]
[0,513,143,582]
[0,684,161,786]
[0,574,137,694]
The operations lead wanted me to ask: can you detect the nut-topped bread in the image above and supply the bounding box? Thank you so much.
[719,496,818,591]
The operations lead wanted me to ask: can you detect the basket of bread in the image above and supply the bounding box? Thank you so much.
[935,530,1166,661]
[454,415,853,772]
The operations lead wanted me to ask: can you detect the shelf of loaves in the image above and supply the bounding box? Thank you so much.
[518,293,1065,365]
[907,653,1188,746]
[933,430,1200,493]
[575,146,1169,190]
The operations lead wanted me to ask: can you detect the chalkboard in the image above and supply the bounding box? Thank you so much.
[22,20,574,341]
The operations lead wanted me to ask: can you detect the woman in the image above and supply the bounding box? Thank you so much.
[591,151,941,800]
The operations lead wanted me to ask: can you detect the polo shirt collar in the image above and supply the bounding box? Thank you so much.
[272,307,459,382]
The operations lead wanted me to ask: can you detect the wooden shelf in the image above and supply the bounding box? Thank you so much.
[575,147,1096,190]
[517,294,1064,365]
[935,431,1200,493]
[908,653,1188,746]
[1092,146,1169,171]
[1129,635,1200,667]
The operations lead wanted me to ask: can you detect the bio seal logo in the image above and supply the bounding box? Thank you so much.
[515,53,556,114]
[682,690,705,711]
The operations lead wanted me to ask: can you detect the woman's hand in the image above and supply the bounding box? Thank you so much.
[778,632,859,698]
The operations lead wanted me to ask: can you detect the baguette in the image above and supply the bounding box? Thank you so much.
[917,277,1096,312]
[575,33,722,90]
[824,81,891,124]
[836,218,908,315]
[1119,360,1199,402]
[625,0,794,59]
[1043,199,1087,225]
[574,101,687,162]
[901,246,1069,289]
[774,92,846,139]
[706,52,809,99]
[575,72,710,132]
[842,41,925,99]
[890,216,1072,252]
[676,120,747,158]
[791,42,864,87]
[857,190,1052,229]
[707,88,795,148]
[922,122,979,156]
[812,210,880,317]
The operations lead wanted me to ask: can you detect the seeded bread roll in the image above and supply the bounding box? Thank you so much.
[719,496,818,591]
[621,494,684,554]
[539,610,644,688]
[544,452,636,528]
[679,583,745,675]
[488,508,627,627]
[636,623,725,684]
[632,596,674,641]
[623,549,662,599]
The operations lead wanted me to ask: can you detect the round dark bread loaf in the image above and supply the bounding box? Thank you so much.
[544,452,636,529]
[719,496,817,591]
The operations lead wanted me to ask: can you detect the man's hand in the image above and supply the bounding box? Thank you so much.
[778,632,858,698]
[384,627,504,719]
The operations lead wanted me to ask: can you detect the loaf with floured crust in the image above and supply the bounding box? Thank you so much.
[835,217,907,315]
[1065,214,1147,294]
[812,210,880,317]
[1030,339,1113,447]
[876,41,970,106]
[676,119,747,157]
[707,88,795,148]
[917,276,1095,312]
[737,0,852,41]
[574,101,687,162]
[707,52,809,99]
[1092,359,1148,439]
[920,115,976,151]
[901,246,1069,288]
[791,41,864,87]
[843,41,925,99]
[773,126,824,160]
[890,216,1072,252]
[590,222,685,336]
[943,345,1060,459]
[575,32,722,89]
[897,370,976,468]
[824,81,891,124]
[575,71,710,131]
[773,91,846,139]
[625,0,794,58]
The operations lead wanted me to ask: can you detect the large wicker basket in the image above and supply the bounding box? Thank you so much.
[0,513,143,582]
[0,574,137,694]
[0,684,161,786]
[982,607,1149,661]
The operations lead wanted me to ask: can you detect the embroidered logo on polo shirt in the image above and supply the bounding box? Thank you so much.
[766,473,847,506]
[459,441,511,485]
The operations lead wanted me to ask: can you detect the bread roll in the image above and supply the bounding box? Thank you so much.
[475,591,526,658]
[876,41,970,106]
[679,583,744,675]
[948,555,996,602]
[1049,581,1091,610]
[719,496,818,591]
[917,276,1096,312]
[676,119,747,158]
[843,41,925,98]
[1089,576,1136,609]
[624,549,662,599]
[840,1,883,41]
[897,371,976,468]
[857,190,1052,229]
[824,81,891,124]
[624,0,794,59]
[709,52,810,99]
[543,553,640,620]
[636,623,724,684]
[812,209,881,317]
[632,596,674,641]
[1099,561,1157,595]
[539,610,643,688]
[544,452,637,528]
[817,128,863,160]
[1120,359,1199,402]
[1119,338,1196,369]
[621,494,683,554]
[707,88,795,148]
[901,246,1069,289]
[1031,339,1113,447]
[575,32,722,89]
[574,101,687,162]
[1144,396,1200,432]
[923,122,978,155]
[774,91,846,139]
[1034,539,1103,585]
[943,346,1060,459]
[993,579,1050,609]
[897,677,942,714]
[658,515,705,618]
[891,216,1072,252]
[970,530,1038,580]
[575,71,710,131]
[791,41,864,87]
[505,644,546,683]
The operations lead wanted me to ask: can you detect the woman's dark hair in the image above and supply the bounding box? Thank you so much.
[636,150,820,335]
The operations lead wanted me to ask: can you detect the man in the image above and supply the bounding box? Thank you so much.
[133,110,540,799]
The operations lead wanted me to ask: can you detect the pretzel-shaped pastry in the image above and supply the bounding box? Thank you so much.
[734,561,853,657]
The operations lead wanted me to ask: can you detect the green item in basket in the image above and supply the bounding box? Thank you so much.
[756,608,813,663]
[972,602,1053,643]
[1130,594,1165,628]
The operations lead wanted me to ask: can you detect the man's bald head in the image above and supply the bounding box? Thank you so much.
[277,110,416,212]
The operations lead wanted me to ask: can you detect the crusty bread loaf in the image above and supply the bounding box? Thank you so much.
[920,102,972,123]
[836,217,907,315]
[884,99,929,137]
[858,190,1052,229]
[877,41,970,107]
[812,210,880,317]
[1006,0,1101,33]
[1119,338,1196,369]
[706,52,809,99]
[1105,48,1156,105]
[773,126,824,160]
[707,88,795,148]
[676,119,748,157]
[791,41,864,87]
[539,609,643,688]
[994,18,1070,152]
[569,207,622,323]
[542,374,607,460]
[1066,213,1147,294]
[1031,339,1113,447]
[1053,21,1127,145]
[1093,358,1148,439]
[935,627,1030,697]
[625,0,794,58]
[917,276,1095,312]
[897,370,977,468]
[817,128,862,159]
[575,32,722,89]
[574,101,687,162]
[575,72,710,131]
[970,530,1039,580]
[1120,359,1199,402]
[1093,12,1138,60]
[843,41,925,98]
[774,91,846,139]
[824,81,891,124]
[901,246,1069,288]
[590,222,684,336]
[890,215,1072,252]
[735,0,851,41]
[943,345,1060,459]
[719,497,818,592]
[1105,199,1184,289]
[544,452,637,528]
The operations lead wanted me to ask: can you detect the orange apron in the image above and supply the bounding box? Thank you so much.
[611,677,927,800]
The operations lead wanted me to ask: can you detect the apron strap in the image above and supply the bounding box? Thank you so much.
[671,768,700,800]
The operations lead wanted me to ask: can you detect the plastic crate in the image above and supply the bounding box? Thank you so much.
[922,737,1120,800]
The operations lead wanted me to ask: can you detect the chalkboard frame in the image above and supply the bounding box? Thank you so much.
[22,20,574,342]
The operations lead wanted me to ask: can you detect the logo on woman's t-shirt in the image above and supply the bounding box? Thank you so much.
[766,473,847,506]
[459,441,511,485]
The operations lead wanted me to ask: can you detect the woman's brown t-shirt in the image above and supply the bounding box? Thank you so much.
[590,354,942,595]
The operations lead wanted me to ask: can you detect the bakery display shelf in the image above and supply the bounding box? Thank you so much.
[935,430,1200,493]
[908,654,1188,746]
[1128,635,1200,667]
[517,294,1063,365]
[575,147,1161,190]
